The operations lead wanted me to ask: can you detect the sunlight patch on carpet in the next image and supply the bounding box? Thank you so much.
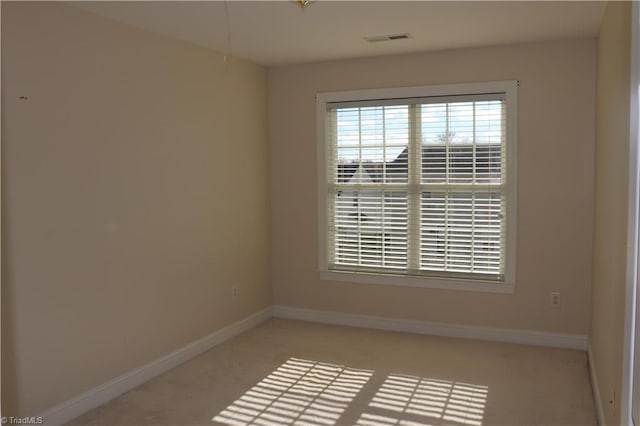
[212,357,373,426]
[212,358,488,426]
[356,375,488,426]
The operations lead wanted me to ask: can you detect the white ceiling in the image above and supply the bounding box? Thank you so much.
[74,1,607,67]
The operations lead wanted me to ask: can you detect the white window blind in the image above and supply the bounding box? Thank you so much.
[321,84,515,288]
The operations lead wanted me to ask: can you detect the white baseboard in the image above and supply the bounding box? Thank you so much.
[36,304,589,425]
[38,307,273,426]
[588,345,606,426]
[273,305,588,350]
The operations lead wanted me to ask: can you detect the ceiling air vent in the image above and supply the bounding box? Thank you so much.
[364,33,412,43]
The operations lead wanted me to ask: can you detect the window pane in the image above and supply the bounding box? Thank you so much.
[420,192,503,275]
[448,102,474,144]
[421,101,505,185]
[422,145,447,184]
[335,106,409,184]
[422,103,447,144]
[475,100,504,144]
[475,145,502,184]
[449,145,474,184]
[333,191,407,270]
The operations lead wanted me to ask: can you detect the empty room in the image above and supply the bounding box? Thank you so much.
[2,1,639,425]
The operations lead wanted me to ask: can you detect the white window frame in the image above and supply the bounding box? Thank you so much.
[317,81,518,294]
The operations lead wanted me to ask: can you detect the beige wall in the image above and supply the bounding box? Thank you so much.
[269,39,596,334]
[1,3,271,416]
[591,2,632,425]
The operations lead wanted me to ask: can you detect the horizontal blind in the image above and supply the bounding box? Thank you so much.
[326,94,506,281]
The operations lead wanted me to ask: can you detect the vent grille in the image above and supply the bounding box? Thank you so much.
[364,33,412,43]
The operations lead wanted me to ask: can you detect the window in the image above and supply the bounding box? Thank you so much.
[317,81,517,293]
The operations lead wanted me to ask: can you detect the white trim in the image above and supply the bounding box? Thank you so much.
[37,307,273,426]
[272,305,587,350]
[589,345,606,426]
[320,270,514,294]
[317,81,519,105]
[317,91,329,273]
[316,80,518,293]
[624,2,640,425]
[504,80,518,287]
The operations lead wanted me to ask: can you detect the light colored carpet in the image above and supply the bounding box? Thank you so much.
[67,318,596,426]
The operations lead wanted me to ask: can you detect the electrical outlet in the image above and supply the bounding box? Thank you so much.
[550,292,560,308]
[232,286,239,299]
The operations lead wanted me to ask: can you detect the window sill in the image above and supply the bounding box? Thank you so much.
[320,269,515,294]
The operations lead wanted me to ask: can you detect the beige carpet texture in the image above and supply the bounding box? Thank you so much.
[67,319,597,426]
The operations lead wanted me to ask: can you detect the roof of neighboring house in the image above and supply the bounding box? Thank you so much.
[337,144,502,183]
